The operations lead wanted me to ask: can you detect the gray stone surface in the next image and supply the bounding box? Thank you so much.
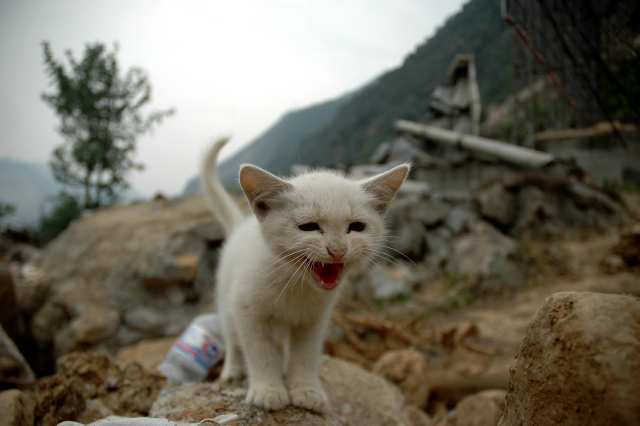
[151,356,415,426]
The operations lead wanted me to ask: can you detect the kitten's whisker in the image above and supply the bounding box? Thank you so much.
[376,244,416,265]
[262,249,308,273]
[275,253,310,303]
[264,253,307,282]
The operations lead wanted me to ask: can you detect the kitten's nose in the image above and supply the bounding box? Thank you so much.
[327,247,345,262]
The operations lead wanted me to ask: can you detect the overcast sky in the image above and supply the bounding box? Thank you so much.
[0,0,466,196]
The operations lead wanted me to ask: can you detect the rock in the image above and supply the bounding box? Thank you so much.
[499,292,640,426]
[445,207,472,235]
[369,264,413,301]
[34,375,86,426]
[386,195,452,260]
[151,356,415,426]
[386,195,426,259]
[446,222,521,290]
[13,264,49,315]
[33,352,165,425]
[69,307,120,345]
[0,389,35,426]
[31,301,67,345]
[475,183,516,228]
[512,186,559,235]
[415,199,450,228]
[33,196,224,355]
[0,325,34,386]
[611,225,640,270]
[116,337,176,373]
[373,349,430,408]
[425,226,453,269]
[124,307,168,335]
[435,390,506,426]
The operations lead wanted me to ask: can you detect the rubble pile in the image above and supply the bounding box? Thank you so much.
[21,196,224,362]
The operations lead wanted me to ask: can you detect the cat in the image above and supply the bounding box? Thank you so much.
[201,138,409,412]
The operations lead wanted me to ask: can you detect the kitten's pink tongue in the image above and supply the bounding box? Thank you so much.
[312,262,344,290]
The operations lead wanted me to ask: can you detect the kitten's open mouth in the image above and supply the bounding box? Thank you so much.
[310,261,344,290]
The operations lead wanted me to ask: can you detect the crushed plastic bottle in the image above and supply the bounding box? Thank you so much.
[158,313,224,384]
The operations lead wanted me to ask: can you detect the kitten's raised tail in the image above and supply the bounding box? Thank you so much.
[201,138,244,236]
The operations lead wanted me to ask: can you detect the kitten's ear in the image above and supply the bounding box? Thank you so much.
[239,164,291,218]
[360,163,410,213]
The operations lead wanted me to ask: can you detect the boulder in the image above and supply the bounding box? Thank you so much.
[499,292,640,426]
[32,196,224,355]
[434,390,506,426]
[475,183,516,228]
[151,356,417,426]
[386,195,453,261]
[0,389,35,426]
[33,352,165,425]
[12,263,49,315]
[446,222,521,290]
[373,349,430,408]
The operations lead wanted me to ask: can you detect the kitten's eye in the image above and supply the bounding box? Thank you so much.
[348,221,366,233]
[298,222,321,232]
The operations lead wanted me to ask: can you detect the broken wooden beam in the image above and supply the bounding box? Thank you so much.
[395,119,554,168]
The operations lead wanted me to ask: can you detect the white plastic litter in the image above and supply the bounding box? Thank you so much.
[158,313,224,384]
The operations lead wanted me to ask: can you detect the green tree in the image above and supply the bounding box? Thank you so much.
[37,192,82,243]
[0,201,16,228]
[41,41,174,208]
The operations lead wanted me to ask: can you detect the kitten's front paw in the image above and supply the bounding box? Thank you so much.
[219,365,245,384]
[289,384,328,413]
[246,384,290,411]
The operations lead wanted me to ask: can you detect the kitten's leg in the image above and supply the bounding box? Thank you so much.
[286,321,329,413]
[237,313,289,410]
[219,313,245,382]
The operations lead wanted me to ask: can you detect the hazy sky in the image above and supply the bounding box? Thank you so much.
[0,0,465,196]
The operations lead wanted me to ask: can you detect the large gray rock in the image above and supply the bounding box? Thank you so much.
[151,356,418,426]
[475,183,516,228]
[386,195,453,261]
[499,292,640,426]
[446,222,520,289]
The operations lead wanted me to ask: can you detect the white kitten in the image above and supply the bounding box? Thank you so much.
[201,138,409,412]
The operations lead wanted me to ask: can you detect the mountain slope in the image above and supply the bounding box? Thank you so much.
[301,0,512,166]
[185,0,512,193]
[183,94,350,193]
[0,159,61,227]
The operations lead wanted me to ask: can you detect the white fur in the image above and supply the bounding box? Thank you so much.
[201,139,409,412]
